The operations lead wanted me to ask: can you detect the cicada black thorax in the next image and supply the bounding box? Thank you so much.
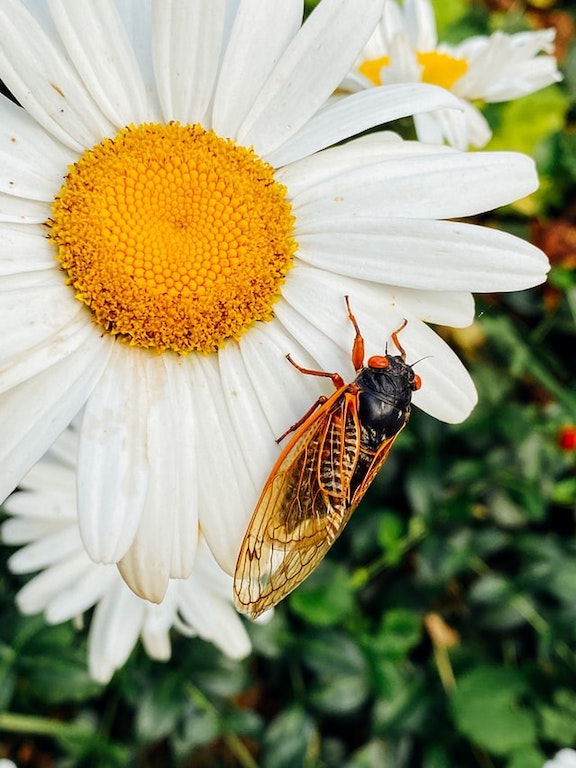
[349,354,418,498]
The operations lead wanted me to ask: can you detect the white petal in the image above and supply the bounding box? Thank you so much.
[114,0,160,118]
[218,341,278,490]
[0,331,111,504]
[273,294,349,375]
[265,83,463,167]
[152,0,227,124]
[0,95,74,200]
[296,217,549,291]
[212,0,303,138]
[117,355,200,603]
[0,222,59,276]
[88,581,145,683]
[190,353,257,574]
[141,618,172,662]
[77,343,150,564]
[46,562,117,624]
[414,100,492,150]
[237,0,385,156]
[3,459,75,518]
[7,525,80,573]
[47,0,150,126]
[405,0,438,50]
[277,131,407,199]
[404,321,478,423]
[178,580,251,658]
[0,0,114,150]
[0,306,93,398]
[14,551,90,615]
[239,317,332,438]
[2,516,66,545]
[293,148,539,221]
[0,194,51,224]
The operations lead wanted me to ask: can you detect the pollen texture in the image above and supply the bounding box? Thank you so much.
[50,123,296,352]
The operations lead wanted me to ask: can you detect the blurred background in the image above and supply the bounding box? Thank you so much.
[1,0,576,766]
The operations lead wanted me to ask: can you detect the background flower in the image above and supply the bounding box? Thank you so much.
[342,0,562,148]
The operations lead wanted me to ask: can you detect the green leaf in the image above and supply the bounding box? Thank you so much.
[290,560,354,626]
[371,609,422,662]
[300,632,371,715]
[262,706,316,768]
[20,653,101,705]
[486,86,568,157]
[451,666,536,756]
[538,689,576,746]
[135,675,184,742]
[506,745,546,768]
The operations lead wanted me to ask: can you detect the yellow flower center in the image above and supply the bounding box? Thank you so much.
[49,122,296,353]
[359,50,468,91]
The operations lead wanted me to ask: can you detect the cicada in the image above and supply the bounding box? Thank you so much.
[234,297,421,619]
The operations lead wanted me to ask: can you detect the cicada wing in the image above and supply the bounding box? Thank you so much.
[234,390,361,619]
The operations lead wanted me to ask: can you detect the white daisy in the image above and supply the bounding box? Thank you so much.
[1,424,252,684]
[0,0,549,602]
[342,0,562,149]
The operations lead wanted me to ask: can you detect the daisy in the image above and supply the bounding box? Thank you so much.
[0,0,549,603]
[1,424,252,684]
[342,0,562,149]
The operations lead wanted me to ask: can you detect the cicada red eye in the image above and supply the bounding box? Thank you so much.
[367,355,389,369]
[413,373,422,391]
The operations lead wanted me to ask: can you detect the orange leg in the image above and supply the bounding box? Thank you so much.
[275,392,329,443]
[390,319,408,359]
[344,295,365,371]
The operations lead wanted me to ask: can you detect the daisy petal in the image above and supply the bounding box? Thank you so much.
[77,343,150,564]
[47,0,149,126]
[7,525,80,573]
[296,217,549,292]
[45,563,117,624]
[273,294,347,374]
[0,194,50,224]
[0,0,114,150]
[293,149,539,220]
[191,353,257,574]
[15,551,91,615]
[0,223,59,276]
[239,318,332,438]
[88,583,145,682]
[152,0,227,124]
[218,341,278,490]
[266,82,464,167]
[118,356,200,603]
[0,296,88,397]
[0,334,110,504]
[113,0,159,116]
[237,0,385,155]
[178,580,251,658]
[0,96,75,200]
[212,0,303,139]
